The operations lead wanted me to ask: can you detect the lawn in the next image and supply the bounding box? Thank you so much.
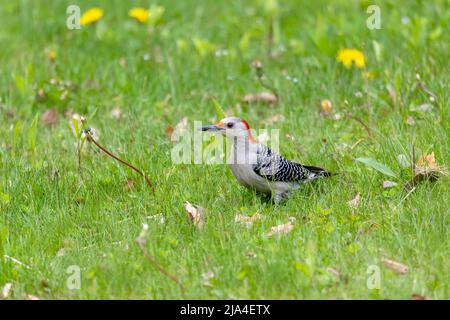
[0,0,448,299]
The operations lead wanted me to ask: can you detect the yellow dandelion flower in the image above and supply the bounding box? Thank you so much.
[337,49,365,69]
[80,8,104,26]
[129,8,151,23]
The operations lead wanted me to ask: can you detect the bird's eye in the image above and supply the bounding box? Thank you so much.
[226,123,234,128]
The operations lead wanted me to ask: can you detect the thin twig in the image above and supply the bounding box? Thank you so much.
[345,111,372,138]
[136,235,184,291]
[84,130,154,193]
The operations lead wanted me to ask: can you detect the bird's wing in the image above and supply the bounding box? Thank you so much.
[252,144,313,182]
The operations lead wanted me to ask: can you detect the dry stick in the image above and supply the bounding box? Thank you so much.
[345,112,372,138]
[84,131,182,290]
[85,131,154,193]
[136,235,184,291]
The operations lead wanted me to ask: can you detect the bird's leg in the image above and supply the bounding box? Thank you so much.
[273,191,290,207]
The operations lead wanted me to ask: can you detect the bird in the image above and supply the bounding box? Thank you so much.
[201,117,333,205]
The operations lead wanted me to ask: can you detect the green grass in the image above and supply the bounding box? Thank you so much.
[0,0,449,299]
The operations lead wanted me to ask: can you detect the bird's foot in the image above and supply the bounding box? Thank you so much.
[273,191,290,208]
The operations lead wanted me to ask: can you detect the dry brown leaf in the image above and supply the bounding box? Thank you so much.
[41,108,57,126]
[110,107,122,119]
[175,117,189,130]
[326,267,340,278]
[261,114,284,125]
[320,99,332,116]
[405,152,448,190]
[2,283,12,299]
[267,221,294,237]
[56,248,66,257]
[416,152,437,169]
[381,257,409,275]
[348,194,361,209]
[243,92,278,104]
[185,201,206,229]
[245,251,257,258]
[411,293,426,300]
[234,213,261,227]
[166,125,174,138]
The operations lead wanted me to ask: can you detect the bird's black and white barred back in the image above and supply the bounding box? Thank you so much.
[253,143,331,183]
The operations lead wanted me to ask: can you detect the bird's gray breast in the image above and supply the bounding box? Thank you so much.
[228,163,273,194]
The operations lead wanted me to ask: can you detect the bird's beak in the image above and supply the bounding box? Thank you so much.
[200,124,224,132]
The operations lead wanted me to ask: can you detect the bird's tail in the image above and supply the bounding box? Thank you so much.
[303,165,336,177]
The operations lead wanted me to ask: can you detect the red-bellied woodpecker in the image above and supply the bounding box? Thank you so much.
[201,117,333,205]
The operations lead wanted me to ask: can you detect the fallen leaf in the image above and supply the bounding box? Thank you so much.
[175,117,189,130]
[383,181,397,189]
[185,201,206,229]
[201,270,215,287]
[2,283,12,299]
[348,194,361,209]
[411,293,426,300]
[416,152,436,169]
[243,92,278,104]
[326,267,340,279]
[166,125,174,139]
[234,213,261,227]
[267,221,294,237]
[261,114,284,125]
[405,152,448,190]
[381,257,409,275]
[110,107,122,119]
[320,99,332,116]
[41,108,57,126]
[56,248,65,257]
[26,294,40,300]
[245,251,257,258]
